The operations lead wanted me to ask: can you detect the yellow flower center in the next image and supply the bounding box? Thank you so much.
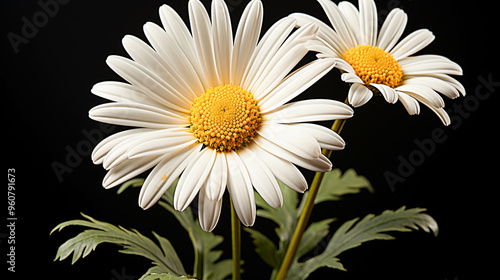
[189,84,261,152]
[343,45,403,88]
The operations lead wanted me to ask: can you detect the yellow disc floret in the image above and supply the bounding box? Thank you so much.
[189,84,261,152]
[343,45,403,88]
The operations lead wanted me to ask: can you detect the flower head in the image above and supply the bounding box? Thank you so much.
[291,0,465,125]
[90,0,353,231]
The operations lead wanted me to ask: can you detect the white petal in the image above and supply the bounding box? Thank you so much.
[92,128,151,165]
[91,81,159,107]
[286,123,346,151]
[174,148,217,211]
[102,131,147,170]
[89,102,188,129]
[359,0,378,46]
[390,29,435,60]
[205,152,227,201]
[103,156,162,189]
[317,0,356,51]
[348,83,373,107]
[143,22,205,95]
[189,0,219,86]
[249,144,308,193]
[338,1,361,44]
[226,151,256,227]
[403,76,461,99]
[289,12,345,56]
[211,0,233,84]
[198,185,223,232]
[403,92,451,125]
[238,148,283,209]
[253,135,332,172]
[397,84,445,108]
[377,8,407,51]
[399,54,463,76]
[341,72,364,84]
[127,129,196,158]
[122,35,196,104]
[257,123,320,159]
[371,83,398,104]
[396,91,420,115]
[106,55,191,112]
[231,0,263,85]
[264,99,353,123]
[139,143,203,209]
[259,58,336,112]
[249,23,318,100]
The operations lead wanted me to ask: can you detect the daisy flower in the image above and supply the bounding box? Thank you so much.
[89,0,353,231]
[291,0,465,125]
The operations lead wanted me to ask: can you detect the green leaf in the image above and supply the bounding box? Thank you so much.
[287,207,438,280]
[315,168,373,204]
[245,228,280,268]
[118,178,231,280]
[140,273,195,280]
[52,213,187,276]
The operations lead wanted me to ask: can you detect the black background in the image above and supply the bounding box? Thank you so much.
[2,0,497,279]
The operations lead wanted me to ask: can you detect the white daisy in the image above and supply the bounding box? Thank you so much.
[290,0,465,125]
[89,0,353,231]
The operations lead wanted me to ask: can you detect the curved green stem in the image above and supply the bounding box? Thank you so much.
[274,117,347,280]
[231,197,241,280]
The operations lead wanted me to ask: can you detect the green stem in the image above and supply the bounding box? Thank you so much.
[231,197,241,280]
[274,117,347,280]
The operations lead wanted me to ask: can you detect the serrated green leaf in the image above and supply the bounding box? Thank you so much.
[52,213,186,276]
[315,168,373,204]
[287,207,438,280]
[244,228,280,268]
[294,218,335,262]
[140,272,195,280]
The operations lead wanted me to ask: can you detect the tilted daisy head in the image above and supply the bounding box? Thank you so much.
[291,0,465,125]
[89,0,353,231]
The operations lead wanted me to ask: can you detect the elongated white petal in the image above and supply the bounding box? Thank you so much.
[257,123,320,159]
[264,99,353,123]
[241,17,297,91]
[397,91,420,115]
[348,83,373,107]
[226,151,256,227]
[91,81,159,107]
[205,152,227,201]
[390,29,435,61]
[404,93,451,125]
[189,0,219,86]
[249,144,308,193]
[103,156,162,189]
[377,8,407,51]
[122,35,196,104]
[127,129,196,158]
[359,0,377,46]
[92,128,152,165]
[399,54,463,76]
[106,55,192,112]
[341,72,364,84]
[371,83,398,104]
[317,0,355,51]
[231,0,263,85]
[238,148,283,209]
[143,21,205,95]
[89,102,188,129]
[211,0,233,84]
[253,135,332,172]
[403,76,461,99]
[174,148,217,211]
[338,1,361,44]
[102,131,146,170]
[139,143,203,209]
[397,84,445,108]
[286,123,346,150]
[259,58,336,112]
[198,185,223,232]
[250,23,318,100]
